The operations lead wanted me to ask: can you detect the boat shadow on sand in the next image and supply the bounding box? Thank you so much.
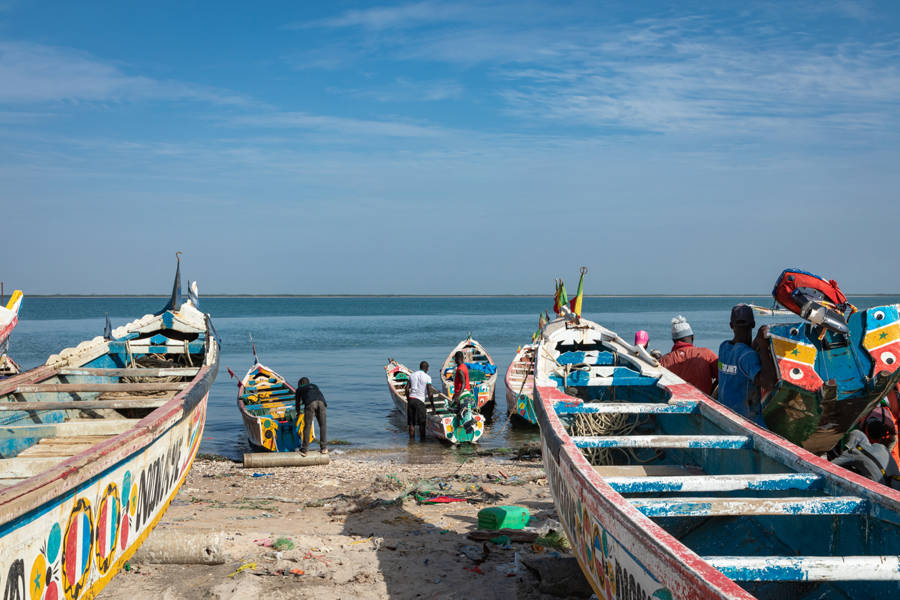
[339,488,591,600]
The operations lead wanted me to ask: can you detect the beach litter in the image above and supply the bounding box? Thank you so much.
[228,562,256,578]
[272,537,295,551]
[477,505,530,530]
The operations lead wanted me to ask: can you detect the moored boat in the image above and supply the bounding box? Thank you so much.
[235,348,312,452]
[535,311,900,599]
[385,359,484,444]
[0,289,22,377]
[505,343,537,425]
[0,257,217,599]
[440,336,497,413]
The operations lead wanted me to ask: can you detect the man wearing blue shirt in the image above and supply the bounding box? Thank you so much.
[718,304,764,423]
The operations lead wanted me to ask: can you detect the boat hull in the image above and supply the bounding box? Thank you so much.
[505,344,537,425]
[236,363,311,452]
[0,366,214,600]
[440,337,497,412]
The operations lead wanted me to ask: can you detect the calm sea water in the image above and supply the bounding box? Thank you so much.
[9,295,900,460]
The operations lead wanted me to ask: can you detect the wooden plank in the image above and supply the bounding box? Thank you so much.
[0,399,169,411]
[605,473,826,494]
[572,435,751,449]
[0,419,140,439]
[630,496,867,517]
[555,401,698,415]
[706,555,900,582]
[58,367,200,377]
[0,456,67,478]
[593,465,706,477]
[16,382,187,393]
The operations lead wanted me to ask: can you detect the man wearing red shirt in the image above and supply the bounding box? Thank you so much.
[452,351,469,401]
[660,315,718,396]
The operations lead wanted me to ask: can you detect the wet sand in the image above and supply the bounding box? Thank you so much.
[98,449,590,600]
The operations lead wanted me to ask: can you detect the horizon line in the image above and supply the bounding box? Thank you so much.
[12,293,900,299]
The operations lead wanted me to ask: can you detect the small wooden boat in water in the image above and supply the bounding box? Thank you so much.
[535,312,900,599]
[505,343,537,425]
[0,289,22,377]
[236,353,312,452]
[440,336,497,413]
[0,257,218,599]
[385,359,484,444]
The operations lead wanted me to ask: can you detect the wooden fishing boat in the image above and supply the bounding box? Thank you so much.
[0,289,22,377]
[505,343,537,425]
[534,312,900,599]
[440,336,497,413]
[385,359,484,444]
[0,257,217,600]
[236,354,312,452]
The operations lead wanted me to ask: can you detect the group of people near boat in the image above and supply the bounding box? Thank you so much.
[402,351,471,441]
[640,305,900,487]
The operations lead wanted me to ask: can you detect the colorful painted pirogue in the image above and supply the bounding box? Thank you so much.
[236,351,312,452]
[0,256,217,600]
[760,268,900,452]
[384,359,484,444]
[0,289,23,377]
[535,312,900,599]
[505,344,537,425]
[440,336,497,413]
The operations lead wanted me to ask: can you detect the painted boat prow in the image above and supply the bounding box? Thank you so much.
[236,359,312,452]
[505,343,537,425]
[440,336,498,412]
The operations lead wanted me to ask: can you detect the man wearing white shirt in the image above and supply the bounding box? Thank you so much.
[405,361,436,441]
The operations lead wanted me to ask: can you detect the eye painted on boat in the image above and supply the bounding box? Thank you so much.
[875,311,886,321]
[790,328,799,336]
[789,367,804,380]
[882,352,896,366]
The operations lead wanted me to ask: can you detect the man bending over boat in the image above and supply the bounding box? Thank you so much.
[405,361,437,441]
[295,377,327,456]
[717,305,767,425]
[660,315,718,395]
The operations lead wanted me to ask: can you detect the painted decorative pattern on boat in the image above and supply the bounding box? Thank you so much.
[544,442,672,600]
[0,396,207,600]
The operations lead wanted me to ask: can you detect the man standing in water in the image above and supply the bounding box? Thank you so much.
[295,377,327,456]
[405,361,436,441]
[452,351,469,403]
[717,305,765,424]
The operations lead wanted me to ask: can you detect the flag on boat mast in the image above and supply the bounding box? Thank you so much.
[554,279,569,315]
[570,266,587,316]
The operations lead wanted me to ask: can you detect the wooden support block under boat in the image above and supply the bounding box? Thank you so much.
[58,367,200,377]
[0,398,171,411]
[243,452,330,468]
[15,382,188,393]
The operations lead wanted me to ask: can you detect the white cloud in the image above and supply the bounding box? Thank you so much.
[227,111,450,138]
[0,41,249,106]
[290,1,469,30]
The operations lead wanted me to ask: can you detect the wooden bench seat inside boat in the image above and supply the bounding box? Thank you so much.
[592,464,706,477]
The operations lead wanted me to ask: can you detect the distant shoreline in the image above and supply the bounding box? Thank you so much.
[17,293,900,299]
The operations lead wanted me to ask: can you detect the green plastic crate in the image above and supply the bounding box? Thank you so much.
[477,505,530,530]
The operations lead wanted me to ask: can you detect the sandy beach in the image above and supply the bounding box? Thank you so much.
[97,449,591,600]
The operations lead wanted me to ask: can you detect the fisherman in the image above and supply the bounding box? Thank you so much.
[660,315,718,395]
[452,351,469,402]
[405,361,436,441]
[717,304,766,423]
[295,376,327,456]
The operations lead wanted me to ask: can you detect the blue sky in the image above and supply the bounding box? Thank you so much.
[2,1,899,294]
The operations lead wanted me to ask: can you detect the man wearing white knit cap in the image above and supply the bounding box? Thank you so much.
[659,315,718,395]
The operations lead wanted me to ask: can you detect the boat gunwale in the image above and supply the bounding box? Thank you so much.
[534,315,900,598]
[0,320,218,524]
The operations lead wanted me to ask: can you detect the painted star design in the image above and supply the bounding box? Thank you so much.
[791,348,799,356]
[880,332,888,339]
